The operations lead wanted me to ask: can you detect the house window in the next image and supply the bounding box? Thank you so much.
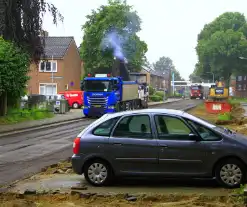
[244,84,246,91]
[39,84,57,95]
[237,76,242,81]
[39,61,57,72]
[244,76,247,81]
[237,84,242,91]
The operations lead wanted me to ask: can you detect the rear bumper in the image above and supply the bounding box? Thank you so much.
[71,154,84,175]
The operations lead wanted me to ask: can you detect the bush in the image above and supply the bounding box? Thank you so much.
[218,112,232,121]
[149,86,155,95]
[155,91,165,98]
[149,95,162,102]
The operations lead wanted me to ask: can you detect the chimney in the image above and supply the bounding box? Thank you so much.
[40,30,49,37]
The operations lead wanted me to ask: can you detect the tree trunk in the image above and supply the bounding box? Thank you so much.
[0,92,7,116]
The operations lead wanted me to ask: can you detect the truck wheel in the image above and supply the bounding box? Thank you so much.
[72,102,79,109]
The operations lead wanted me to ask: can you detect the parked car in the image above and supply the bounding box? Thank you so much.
[59,91,83,109]
[72,109,247,188]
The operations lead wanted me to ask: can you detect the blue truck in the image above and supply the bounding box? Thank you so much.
[81,73,148,117]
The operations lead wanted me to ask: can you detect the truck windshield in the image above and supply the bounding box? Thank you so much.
[191,86,199,90]
[84,80,113,92]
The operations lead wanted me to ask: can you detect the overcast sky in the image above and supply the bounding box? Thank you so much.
[43,0,247,79]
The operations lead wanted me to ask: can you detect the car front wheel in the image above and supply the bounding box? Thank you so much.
[84,160,112,186]
[215,158,246,188]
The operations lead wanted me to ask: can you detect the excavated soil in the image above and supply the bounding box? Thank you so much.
[189,103,247,135]
[0,193,243,207]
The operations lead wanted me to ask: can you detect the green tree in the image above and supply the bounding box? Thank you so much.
[0,0,62,115]
[80,0,148,74]
[153,56,173,72]
[153,56,184,81]
[196,12,247,85]
[0,0,63,61]
[172,68,184,81]
[0,37,29,115]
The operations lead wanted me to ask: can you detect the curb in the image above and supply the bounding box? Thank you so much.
[182,104,197,112]
[0,117,85,138]
[148,98,184,107]
[0,99,186,137]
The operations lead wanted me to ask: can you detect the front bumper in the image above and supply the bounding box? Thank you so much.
[83,107,115,116]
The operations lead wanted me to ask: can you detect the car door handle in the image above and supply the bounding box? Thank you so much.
[159,144,168,148]
[113,143,122,146]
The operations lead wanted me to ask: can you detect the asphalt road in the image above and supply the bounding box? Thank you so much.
[0,99,201,188]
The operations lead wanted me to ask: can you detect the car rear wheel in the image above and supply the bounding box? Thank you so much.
[72,102,79,109]
[84,159,113,186]
[215,158,246,188]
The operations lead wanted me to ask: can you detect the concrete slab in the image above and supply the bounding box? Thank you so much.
[8,173,231,196]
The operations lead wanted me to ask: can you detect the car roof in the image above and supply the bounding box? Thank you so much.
[79,108,217,137]
[101,109,185,120]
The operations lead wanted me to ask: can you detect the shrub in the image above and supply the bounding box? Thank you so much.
[149,95,162,102]
[149,86,155,95]
[155,91,165,98]
[218,112,232,121]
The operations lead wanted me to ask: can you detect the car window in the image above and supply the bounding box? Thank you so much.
[154,115,192,138]
[112,115,152,139]
[93,117,119,137]
[186,119,222,141]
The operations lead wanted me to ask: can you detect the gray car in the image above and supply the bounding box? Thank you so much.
[72,109,247,188]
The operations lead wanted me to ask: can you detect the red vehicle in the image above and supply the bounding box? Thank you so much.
[190,85,204,99]
[59,91,83,109]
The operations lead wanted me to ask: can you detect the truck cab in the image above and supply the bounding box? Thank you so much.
[81,74,122,117]
[81,73,148,117]
[190,85,204,99]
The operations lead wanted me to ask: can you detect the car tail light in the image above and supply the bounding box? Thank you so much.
[73,137,80,154]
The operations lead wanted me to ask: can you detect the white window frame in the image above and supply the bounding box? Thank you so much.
[39,60,57,72]
[39,83,58,95]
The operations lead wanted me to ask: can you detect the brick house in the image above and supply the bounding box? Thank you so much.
[235,74,247,97]
[129,67,170,92]
[27,34,83,96]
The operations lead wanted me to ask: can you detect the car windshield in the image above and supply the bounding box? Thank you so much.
[84,80,113,92]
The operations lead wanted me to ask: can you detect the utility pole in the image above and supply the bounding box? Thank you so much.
[51,55,54,96]
[172,72,175,95]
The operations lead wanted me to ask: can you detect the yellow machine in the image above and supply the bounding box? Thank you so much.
[208,81,229,100]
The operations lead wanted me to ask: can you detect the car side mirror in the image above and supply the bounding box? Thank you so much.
[189,133,201,141]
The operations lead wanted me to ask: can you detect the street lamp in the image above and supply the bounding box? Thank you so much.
[206,72,214,83]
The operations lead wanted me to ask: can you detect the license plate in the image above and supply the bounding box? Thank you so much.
[94,105,101,108]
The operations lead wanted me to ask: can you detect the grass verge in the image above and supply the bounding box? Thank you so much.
[0,108,54,125]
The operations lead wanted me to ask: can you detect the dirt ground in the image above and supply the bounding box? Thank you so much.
[189,103,247,135]
[0,193,243,207]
